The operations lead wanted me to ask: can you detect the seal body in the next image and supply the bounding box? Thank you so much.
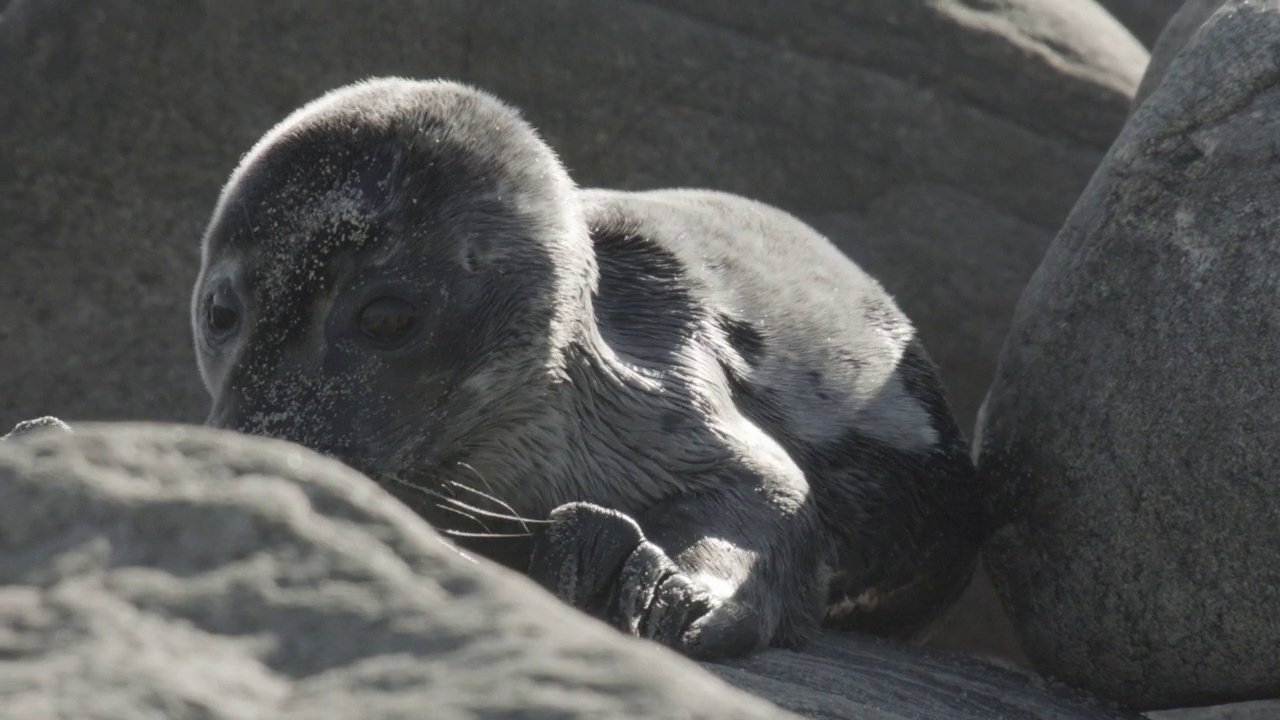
[193,77,984,659]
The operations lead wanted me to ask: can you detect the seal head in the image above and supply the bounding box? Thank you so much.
[195,79,596,535]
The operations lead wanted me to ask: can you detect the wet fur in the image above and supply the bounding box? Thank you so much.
[193,77,984,657]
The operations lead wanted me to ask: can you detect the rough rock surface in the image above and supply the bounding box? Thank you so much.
[1,423,1150,720]
[1,423,797,720]
[1100,0,1189,46]
[0,0,1145,439]
[1132,0,1225,110]
[978,0,1280,710]
[2,416,72,440]
[713,633,1143,720]
[1148,701,1280,720]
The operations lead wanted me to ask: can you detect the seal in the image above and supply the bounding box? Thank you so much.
[192,77,985,660]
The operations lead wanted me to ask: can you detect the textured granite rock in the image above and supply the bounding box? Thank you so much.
[1132,0,1225,109]
[979,0,1280,709]
[0,422,798,720]
[713,633,1143,720]
[2,416,71,440]
[0,423,1148,720]
[1148,700,1280,720]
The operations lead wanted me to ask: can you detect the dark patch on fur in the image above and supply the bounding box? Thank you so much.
[718,313,766,366]
[589,218,703,368]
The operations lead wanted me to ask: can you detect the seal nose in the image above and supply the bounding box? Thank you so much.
[205,393,248,434]
[204,357,300,438]
[204,378,355,460]
[206,393,295,440]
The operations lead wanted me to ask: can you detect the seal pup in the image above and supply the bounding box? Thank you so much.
[192,77,985,660]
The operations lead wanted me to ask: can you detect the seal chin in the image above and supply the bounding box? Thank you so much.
[204,402,364,468]
[314,445,378,471]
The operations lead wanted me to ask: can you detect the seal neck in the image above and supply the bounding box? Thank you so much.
[554,323,709,509]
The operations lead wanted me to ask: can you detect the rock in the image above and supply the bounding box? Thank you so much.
[0,0,1145,443]
[0,422,798,720]
[1132,0,1225,110]
[0,423,1148,720]
[1148,700,1280,720]
[1099,0,1188,46]
[978,0,1280,709]
[712,633,1144,720]
[2,415,71,440]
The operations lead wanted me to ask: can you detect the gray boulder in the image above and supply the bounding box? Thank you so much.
[714,632,1143,720]
[0,0,1145,441]
[1133,0,1225,110]
[1099,0,1188,46]
[1,422,797,720]
[2,415,71,440]
[0,423,1148,720]
[978,0,1280,710]
[1149,701,1280,720]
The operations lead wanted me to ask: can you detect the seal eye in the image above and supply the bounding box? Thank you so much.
[357,296,418,346]
[204,286,241,341]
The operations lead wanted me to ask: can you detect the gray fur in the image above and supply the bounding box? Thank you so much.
[192,77,984,659]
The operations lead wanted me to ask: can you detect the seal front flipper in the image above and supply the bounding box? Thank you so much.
[529,463,827,660]
[527,501,746,658]
[615,540,716,647]
[632,477,828,660]
[528,502,719,647]
[526,502,643,618]
[615,538,751,659]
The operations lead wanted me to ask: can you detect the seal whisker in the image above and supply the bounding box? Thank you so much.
[439,494,550,527]
[386,473,467,512]
[435,501,492,533]
[449,465,537,534]
[386,472,538,530]
[438,529,535,540]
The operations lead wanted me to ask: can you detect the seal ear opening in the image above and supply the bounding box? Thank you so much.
[454,229,521,275]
